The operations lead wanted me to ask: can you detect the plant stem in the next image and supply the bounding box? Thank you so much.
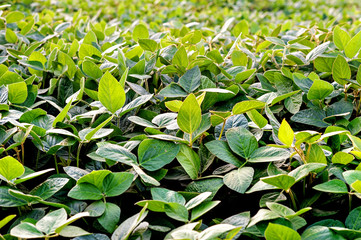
[54,155,59,174]
[189,133,193,147]
[76,143,83,168]
[349,193,352,212]
[21,143,25,164]
[288,189,297,210]
[218,120,226,140]
[15,147,21,163]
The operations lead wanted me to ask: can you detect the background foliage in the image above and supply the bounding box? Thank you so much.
[1,0,361,239]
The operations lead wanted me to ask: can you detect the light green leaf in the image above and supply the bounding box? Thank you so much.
[6,11,25,23]
[177,93,202,134]
[307,79,334,100]
[139,39,158,52]
[332,152,354,165]
[345,30,361,58]
[232,100,265,115]
[52,97,73,127]
[8,81,27,104]
[265,223,301,240]
[261,174,296,190]
[0,156,24,181]
[5,28,17,43]
[98,71,126,114]
[133,24,149,42]
[173,46,188,68]
[307,144,327,164]
[278,119,294,147]
[247,109,267,128]
[332,55,350,85]
[313,179,348,194]
[333,26,351,51]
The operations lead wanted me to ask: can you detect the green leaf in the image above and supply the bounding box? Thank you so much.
[346,206,361,230]
[307,144,327,164]
[36,208,67,235]
[249,146,290,162]
[0,214,16,229]
[79,43,102,59]
[332,152,354,165]
[343,170,361,185]
[85,115,113,141]
[205,140,242,167]
[0,186,27,207]
[98,71,126,114]
[139,39,158,52]
[78,170,111,190]
[235,69,256,83]
[261,174,296,190]
[190,201,220,221]
[345,30,361,58]
[6,11,25,23]
[68,183,103,200]
[306,42,330,62]
[10,222,45,239]
[177,93,202,134]
[52,97,73,127]
[313,179,348,194]
[265,223,301,240]
[301,226,343,240]
[98,202,121,233]
[96,143,137,166]
[332,55,350,85]
[138,139,180,171]
[185,192,212,210]
[247,109,267,128]
[55,212,89,233]
[333,26,351,51]
[278,119,294,147]
[133,24,149,42]
[173,46,188,68]
[158,83,188,98]
[307,79,334,100]
[198,224,236,240]
[132,164,160,186]
[102,172,133,197]
[176,144,200,180]
[232,100,265,115]
[0,156,24,181]
[223,167,254,193]
[5,28,17,43]
[111,205,148,240]
[178,66,201,93]
[164,202,189,222]
[151,188,186,205]
[225,127,258,159]
[8,82,27,104]
[58,51,77,79]
[58,226,90,238]
[85,200,106,217]
[30,178,69,200]
[82,60,102,79]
